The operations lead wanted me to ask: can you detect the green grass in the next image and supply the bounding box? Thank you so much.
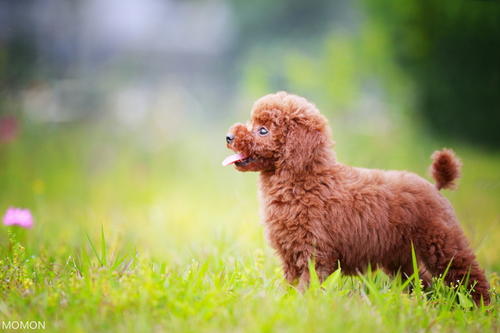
[0,120,498,332]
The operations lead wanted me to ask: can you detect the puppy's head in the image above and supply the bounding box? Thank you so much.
[223,92,333,174]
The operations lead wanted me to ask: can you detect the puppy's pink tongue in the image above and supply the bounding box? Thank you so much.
[222,153,245,166]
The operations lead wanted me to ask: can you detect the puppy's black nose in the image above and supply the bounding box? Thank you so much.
[226,133,235,144]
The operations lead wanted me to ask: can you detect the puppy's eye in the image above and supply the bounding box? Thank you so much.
[258,127,269,136]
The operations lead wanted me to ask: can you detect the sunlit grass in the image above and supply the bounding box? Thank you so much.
[0,119,498,332]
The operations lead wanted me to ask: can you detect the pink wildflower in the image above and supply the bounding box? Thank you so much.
[3,207,34,228]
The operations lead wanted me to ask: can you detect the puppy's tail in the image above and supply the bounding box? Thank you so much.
[430,148,462,190]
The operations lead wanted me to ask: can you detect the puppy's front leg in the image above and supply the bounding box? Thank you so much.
[297,270,310,292]
[282,250,312,292]
[283,262,300,286]
[290,254,334,292]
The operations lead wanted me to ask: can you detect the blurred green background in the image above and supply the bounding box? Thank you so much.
[0,0,499,272]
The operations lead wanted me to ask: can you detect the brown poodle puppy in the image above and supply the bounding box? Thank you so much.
[223,92,490,305]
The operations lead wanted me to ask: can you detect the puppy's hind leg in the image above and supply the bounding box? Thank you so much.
[384,257,432,290]
[415,222,490,305]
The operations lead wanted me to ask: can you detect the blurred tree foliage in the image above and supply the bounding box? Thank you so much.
[1,0,499,148]
[0,2,37,115]
[0,37,36,94]
[364,0,500,148]
[0,36,37,116]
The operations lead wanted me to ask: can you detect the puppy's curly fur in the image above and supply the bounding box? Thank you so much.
[224,92,490,304]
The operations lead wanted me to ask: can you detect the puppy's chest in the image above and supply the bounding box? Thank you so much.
[260,188,324,235]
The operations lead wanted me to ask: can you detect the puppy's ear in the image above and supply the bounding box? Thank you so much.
[281,120,330,175]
